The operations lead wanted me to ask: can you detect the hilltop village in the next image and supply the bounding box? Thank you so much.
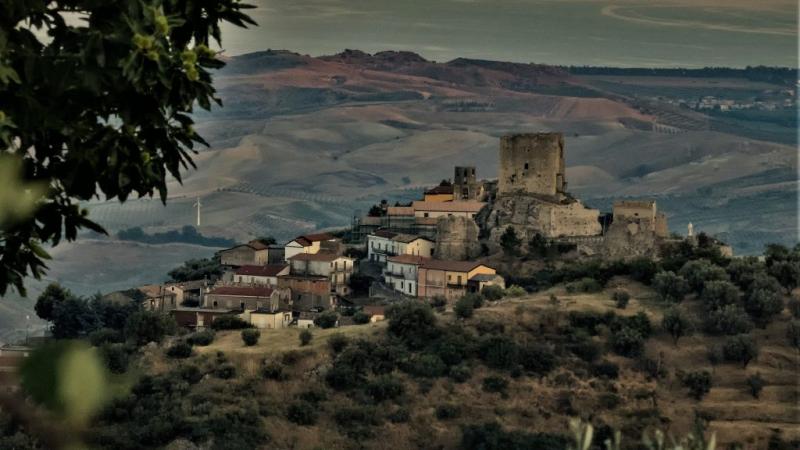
[100,132,729,330]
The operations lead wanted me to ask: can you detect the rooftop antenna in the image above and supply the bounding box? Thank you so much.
[193,196,202,227]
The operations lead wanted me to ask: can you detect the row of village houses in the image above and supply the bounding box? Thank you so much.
[117,224,502,330]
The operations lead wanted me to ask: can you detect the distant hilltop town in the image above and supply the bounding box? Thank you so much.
[102,132,730,332]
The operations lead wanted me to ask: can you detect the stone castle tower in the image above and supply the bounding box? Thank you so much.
[497,133,567,200]
[453,166,479,201]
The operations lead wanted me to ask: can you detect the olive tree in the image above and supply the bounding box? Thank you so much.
[0,0,256,295]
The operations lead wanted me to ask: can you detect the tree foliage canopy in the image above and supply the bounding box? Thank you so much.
[0,0,255,295]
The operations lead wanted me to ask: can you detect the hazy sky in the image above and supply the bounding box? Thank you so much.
[219,0,798,67]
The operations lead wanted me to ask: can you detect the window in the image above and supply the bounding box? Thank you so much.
[524,162,529,170]
[424,212,429,218]
[457,275,462,285]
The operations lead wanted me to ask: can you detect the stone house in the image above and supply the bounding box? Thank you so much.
[288,252,354,296]
[171,308,237,329]
[204,285,290,311]
[164,279,210,307]
[277,274,334,311]
[232,264,289,286]
[138,285,178,312]
[384,254,430,297]
[424,181,454,202]
[284,232,339,261]
[219,240,283,267]
[417,260,499,302]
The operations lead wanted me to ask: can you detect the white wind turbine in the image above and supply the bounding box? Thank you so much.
[193,197,202,227]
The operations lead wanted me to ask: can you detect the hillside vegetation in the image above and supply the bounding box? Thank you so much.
[5,244,799,450]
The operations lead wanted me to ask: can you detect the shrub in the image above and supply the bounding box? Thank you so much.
[166,341,193,359]
[449,364,472,383]
[704,304,753,335]
[89,328,123,346]
[504,285,526,297]
[743,287,784,327]
[387,301,439,349]
[299,329,313,346]
[210,315,252,330]
[723,334,759,368]
[597,392,621,410]
[365,375,405,402]
[215,363,236,379]
[286,401,317,425]
[482,376,509,395]
[314,311,338,329]
[430,295,447,312]
[241,328,260,346]
[700,280,741,311]
[786,320,800,350]
[662,307,692,346]
[435,404,460,420]
[482,285,505,301]
[788,296,800,319]
[568,340,602,363]
[768,260,800,290]
[454,296,475,319]
[652,271,690,302]
[479,335,520,370]
[124,311,178,345]
[387,408,410,423]
[609,326,644,357]
[627,257,659,284]
[402,353,446,378]
[100,343,130,374]
[463,292,485,309]
[707,344,724,366]
[679,259,728,293]
[178,364,203,384]
[297,387,328,404]
[328,333,350,354]
[591,360,619,379]
[746,372,765,399]
[500,226,521,257]
[613,290,630,309]
[518,344,556,375]
[186,329,215,346]
[566,277,602,293]
[461,422,568,450]
[682,370,712,400]
[353,311,371,324]
[261,361,287,381]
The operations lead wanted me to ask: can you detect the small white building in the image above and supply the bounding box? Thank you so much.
[411,201,485,219]
[384,254,430,297]
[367,231,434,265]
[249,309,293,329]
[284,233,339,261]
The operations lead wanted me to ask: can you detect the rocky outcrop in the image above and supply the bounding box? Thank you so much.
[434,216,481,260]
[481,194,602,252]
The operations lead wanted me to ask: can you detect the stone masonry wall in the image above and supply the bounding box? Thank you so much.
[434,215,481,260]
[498,133,565,198]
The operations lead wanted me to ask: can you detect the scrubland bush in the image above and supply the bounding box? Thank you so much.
[215,363,236,379]
[590,360,619,379]
[723,334,759,368]
[186,329,215,346]
[701,280,741,311]
[652,270,690,303]
[166,341,192,359]
[90,328,123,346]
[482,285,505,301]
[365,375,405,402]
[613,290,630,309]
[565,277,602,293]
[261,361,287,381]
[504,285,526,297]
[210,315,252,330]
[662,307,692,346]
[314,311,338,329]
[435,403,460,420]
[353,311,371,324]
[482,376,509,395]
[746,372,765,399]
[449,364,472,383]
[454,296,475,319]
[430,295,447,312]
[299,329,313,346]
[682,370,712,400]
[286,401,317,425]
[328,333,349,354]
[609,326,644,357]
[100,343,130,374]
[704,304,753,335]
[241,328,260,346]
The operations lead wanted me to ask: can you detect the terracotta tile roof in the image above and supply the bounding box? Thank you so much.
[387,255,430,265]
[421,259,490,272]
[247,240,270,250]
[372,230,398,239]
[302,232,335,242]
[425,184,454,195]
[391,233,431,243]
[412,201,486,213]
[208,286,274,297]
[387,206,414,216]
[278,274,329,281]
[289,252,348,262]
[234,264,288,277]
